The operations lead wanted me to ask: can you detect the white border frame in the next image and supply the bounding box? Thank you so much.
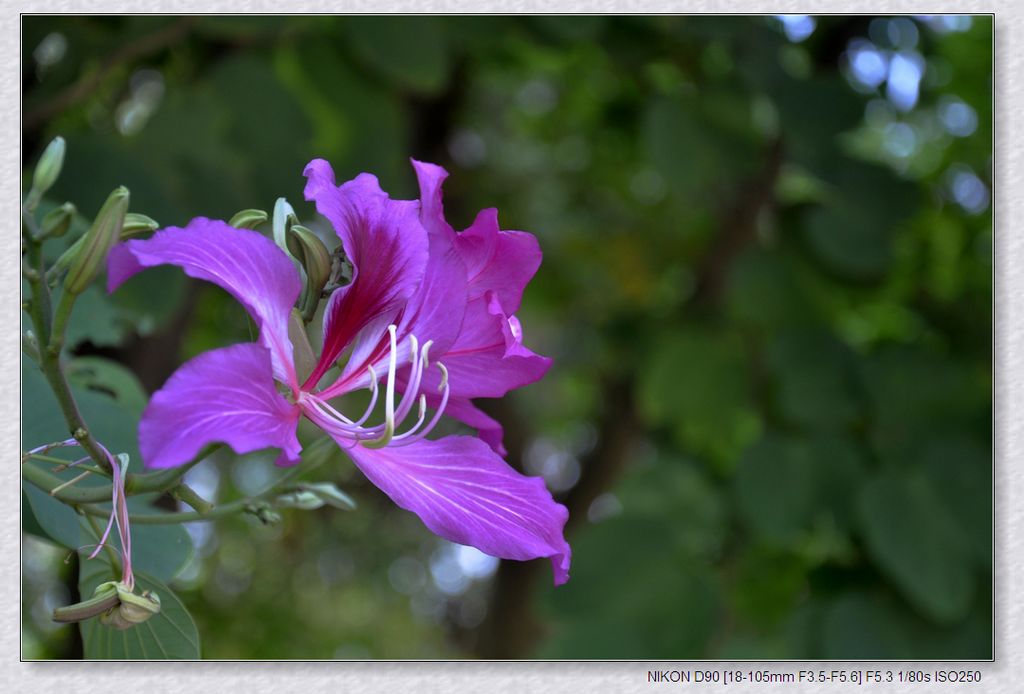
[7,3,1014,693]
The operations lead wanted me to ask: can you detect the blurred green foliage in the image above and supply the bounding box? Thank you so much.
[22,15,991,660]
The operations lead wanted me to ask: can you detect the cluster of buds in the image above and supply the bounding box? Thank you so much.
[25,136,160,294]
[272,198,336,322]
[229,200,337,323]
[53,580,161,630]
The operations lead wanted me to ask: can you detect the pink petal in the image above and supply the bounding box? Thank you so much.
[108,218,302,391]
[324,232,468,398]
[139,344,302,469]
[457,208,542,314]
[410,159,456,241]
[342,435,571,585]
[302,160,429,390]
[440,397,508,456]
[420,292,552,400]
[413,159,541,314]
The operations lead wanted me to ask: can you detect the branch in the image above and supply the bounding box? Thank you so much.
[78,459,311,524]
[21,449,210,504]
[690,137,785,307]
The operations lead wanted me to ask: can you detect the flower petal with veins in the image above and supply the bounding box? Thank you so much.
[340,434,570,585]
[139,343,302,469]
[108,218,302,391]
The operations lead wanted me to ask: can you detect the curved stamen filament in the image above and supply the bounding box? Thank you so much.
[391,363,450,447]
[299,326,452,449]
[362,325,399,449]
[391,339,432,428]
[33,439,134,590]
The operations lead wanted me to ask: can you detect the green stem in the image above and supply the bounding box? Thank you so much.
[49,290,76,355]
[22,451,208,504]
[79,461,310,524]
[24,452,105,475]
[45,235,84,286]
[22,233,112,475]
[169,483,214,514]
[22,332,41,364]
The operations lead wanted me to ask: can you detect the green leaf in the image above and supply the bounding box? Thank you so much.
[23,360,141,465]
[207,55,313,207]
[22,489,56,542]
[62,284,129,349]
[277,37,405,186]
[771,75,863,173]
[724,249,821,331]
[802,160,918,281]
[734,436,817,544]
[22,476,193,581]
[125,496,195,580]
[765,330,861,432]
[23,478,84,549]
[823,591,991,659]
[857,469,975,624]
[538,515,720,658]
[921,436,992,568]
[614,458,728,559]
[861,346,988,465]
[728,546,808,630]
[79,560,201,659]
[67,356,149,416]
[22,359,192,578]
[638,328,759,470]
[735,434,866,551]
[341,17,450,95]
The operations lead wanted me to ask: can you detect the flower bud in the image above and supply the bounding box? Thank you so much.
[52,581,120,624]
[275,490,324,510]
[229,208,268,230]
[100,585,161,630]
[31,136,66,199]
[302,482,357,511]
[272,197,298,250]
[287,225,332,321]
[245,502,282,525]
[39,202,76,239]
[64,186,129,295]
[120,212,159,239]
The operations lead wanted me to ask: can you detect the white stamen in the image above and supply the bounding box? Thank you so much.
[299,327,456,450]
[363,325,398,448]
[437,362,449,392]
[391,361,451,447]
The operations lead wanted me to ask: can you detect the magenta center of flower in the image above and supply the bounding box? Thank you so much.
[298,324,451,449]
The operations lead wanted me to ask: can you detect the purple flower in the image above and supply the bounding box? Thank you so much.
[107,159,570,585]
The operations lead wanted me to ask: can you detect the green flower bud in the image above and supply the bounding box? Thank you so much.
[229,208,268,230]
[31,136,66,199]
[287,225,332,321]
[301,482,357,511]
[275,490,324,510]
[39,202,76,239]
[64,187,129,295]
[99,585,161,630]
[120,212,159,239]
[272,197,298,251]
[52,581,120,624]
[245,502,282,525]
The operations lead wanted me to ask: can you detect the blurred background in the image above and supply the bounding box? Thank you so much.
[22,15,991,659]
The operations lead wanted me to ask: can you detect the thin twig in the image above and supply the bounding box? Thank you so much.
[50,470,92,496]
